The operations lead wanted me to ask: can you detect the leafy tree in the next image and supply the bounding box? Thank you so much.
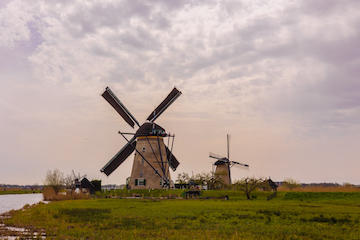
[91,180,102,192]
[191,172,207,188]
[44,168,64,194]
[176,172,190,184]
[233,177,264,200]
[176,171,230,190]
[283,177,300,191]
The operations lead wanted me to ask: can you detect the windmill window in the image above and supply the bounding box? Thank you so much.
[160,179,163,186]
[141,158,144,165]
[142,147,146,152]
[138,178,146,186]
[140,171,143,177]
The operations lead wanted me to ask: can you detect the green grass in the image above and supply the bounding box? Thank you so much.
[0,189,42,195]
[283,192,360,204]
[99,188,272,200]
[3,191,360,239]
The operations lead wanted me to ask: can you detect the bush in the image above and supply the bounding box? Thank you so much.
[283,177,300,191]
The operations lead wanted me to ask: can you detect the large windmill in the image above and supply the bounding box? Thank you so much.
[100,87,181,189]
[209,134,249,185]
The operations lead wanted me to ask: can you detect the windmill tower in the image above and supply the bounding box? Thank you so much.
[100,87,181,189]
[209,134,249,185]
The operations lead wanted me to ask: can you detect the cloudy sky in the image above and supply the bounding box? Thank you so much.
[1,0,360,186]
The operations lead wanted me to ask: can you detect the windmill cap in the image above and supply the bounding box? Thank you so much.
[135,122,166,137]
[214,158,229,165]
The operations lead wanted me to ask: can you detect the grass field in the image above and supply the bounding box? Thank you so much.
[2,191,360,239]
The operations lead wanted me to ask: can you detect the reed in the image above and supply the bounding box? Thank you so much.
[43,187,89,201]
[278,185,360,192]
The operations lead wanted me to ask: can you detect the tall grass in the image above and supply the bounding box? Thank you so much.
[278,185,360,192]
[43,187,89,201]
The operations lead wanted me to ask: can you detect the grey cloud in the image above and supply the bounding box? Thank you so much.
[64,0,191,38]
[150,12,171,30]
[220,0,243,17]
[0,0,11,8]
[319,65,360,110]
[226,70,244,80]
[152,0,193,10]
[272,64,360,133]
[301,35,360,66]
[300,0,360,16]
[118,26,160,51]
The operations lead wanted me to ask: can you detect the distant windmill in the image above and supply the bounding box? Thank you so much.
[71,170,94,194]
[100,87,181,189]
[72,170,86,188]
[209,134,249,185]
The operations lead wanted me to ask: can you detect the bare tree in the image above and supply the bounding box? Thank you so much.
[44,168,64,194]
[63,173,74,189]
[233,177,264,200]
[206,171,228,190]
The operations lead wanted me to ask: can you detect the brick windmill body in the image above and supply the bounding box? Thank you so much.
[100,87,181,189]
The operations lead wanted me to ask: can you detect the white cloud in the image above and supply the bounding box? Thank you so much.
[0,0,36,48]
[1,0,360,184]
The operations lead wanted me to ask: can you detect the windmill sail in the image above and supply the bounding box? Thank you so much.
[209,152,225,160]
[165,145,179,171]
[102,87,140,128]
[146,87,182,122]
[231,161,249,170]
[101,136,137,176]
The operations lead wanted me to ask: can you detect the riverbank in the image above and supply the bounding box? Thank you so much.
[2,191,360,239]
[0,189,42,195]
[0,193,45,239]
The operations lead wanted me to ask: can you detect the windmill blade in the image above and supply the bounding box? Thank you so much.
[100,136,137,176]
[102,87,140,128]
[209,152,225,160]
[146,87,182,122]
[165,145,180,171]
[233,164,250,170]
[231,161,249,169]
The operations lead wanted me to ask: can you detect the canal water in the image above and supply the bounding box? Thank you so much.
[0,193,44,214]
